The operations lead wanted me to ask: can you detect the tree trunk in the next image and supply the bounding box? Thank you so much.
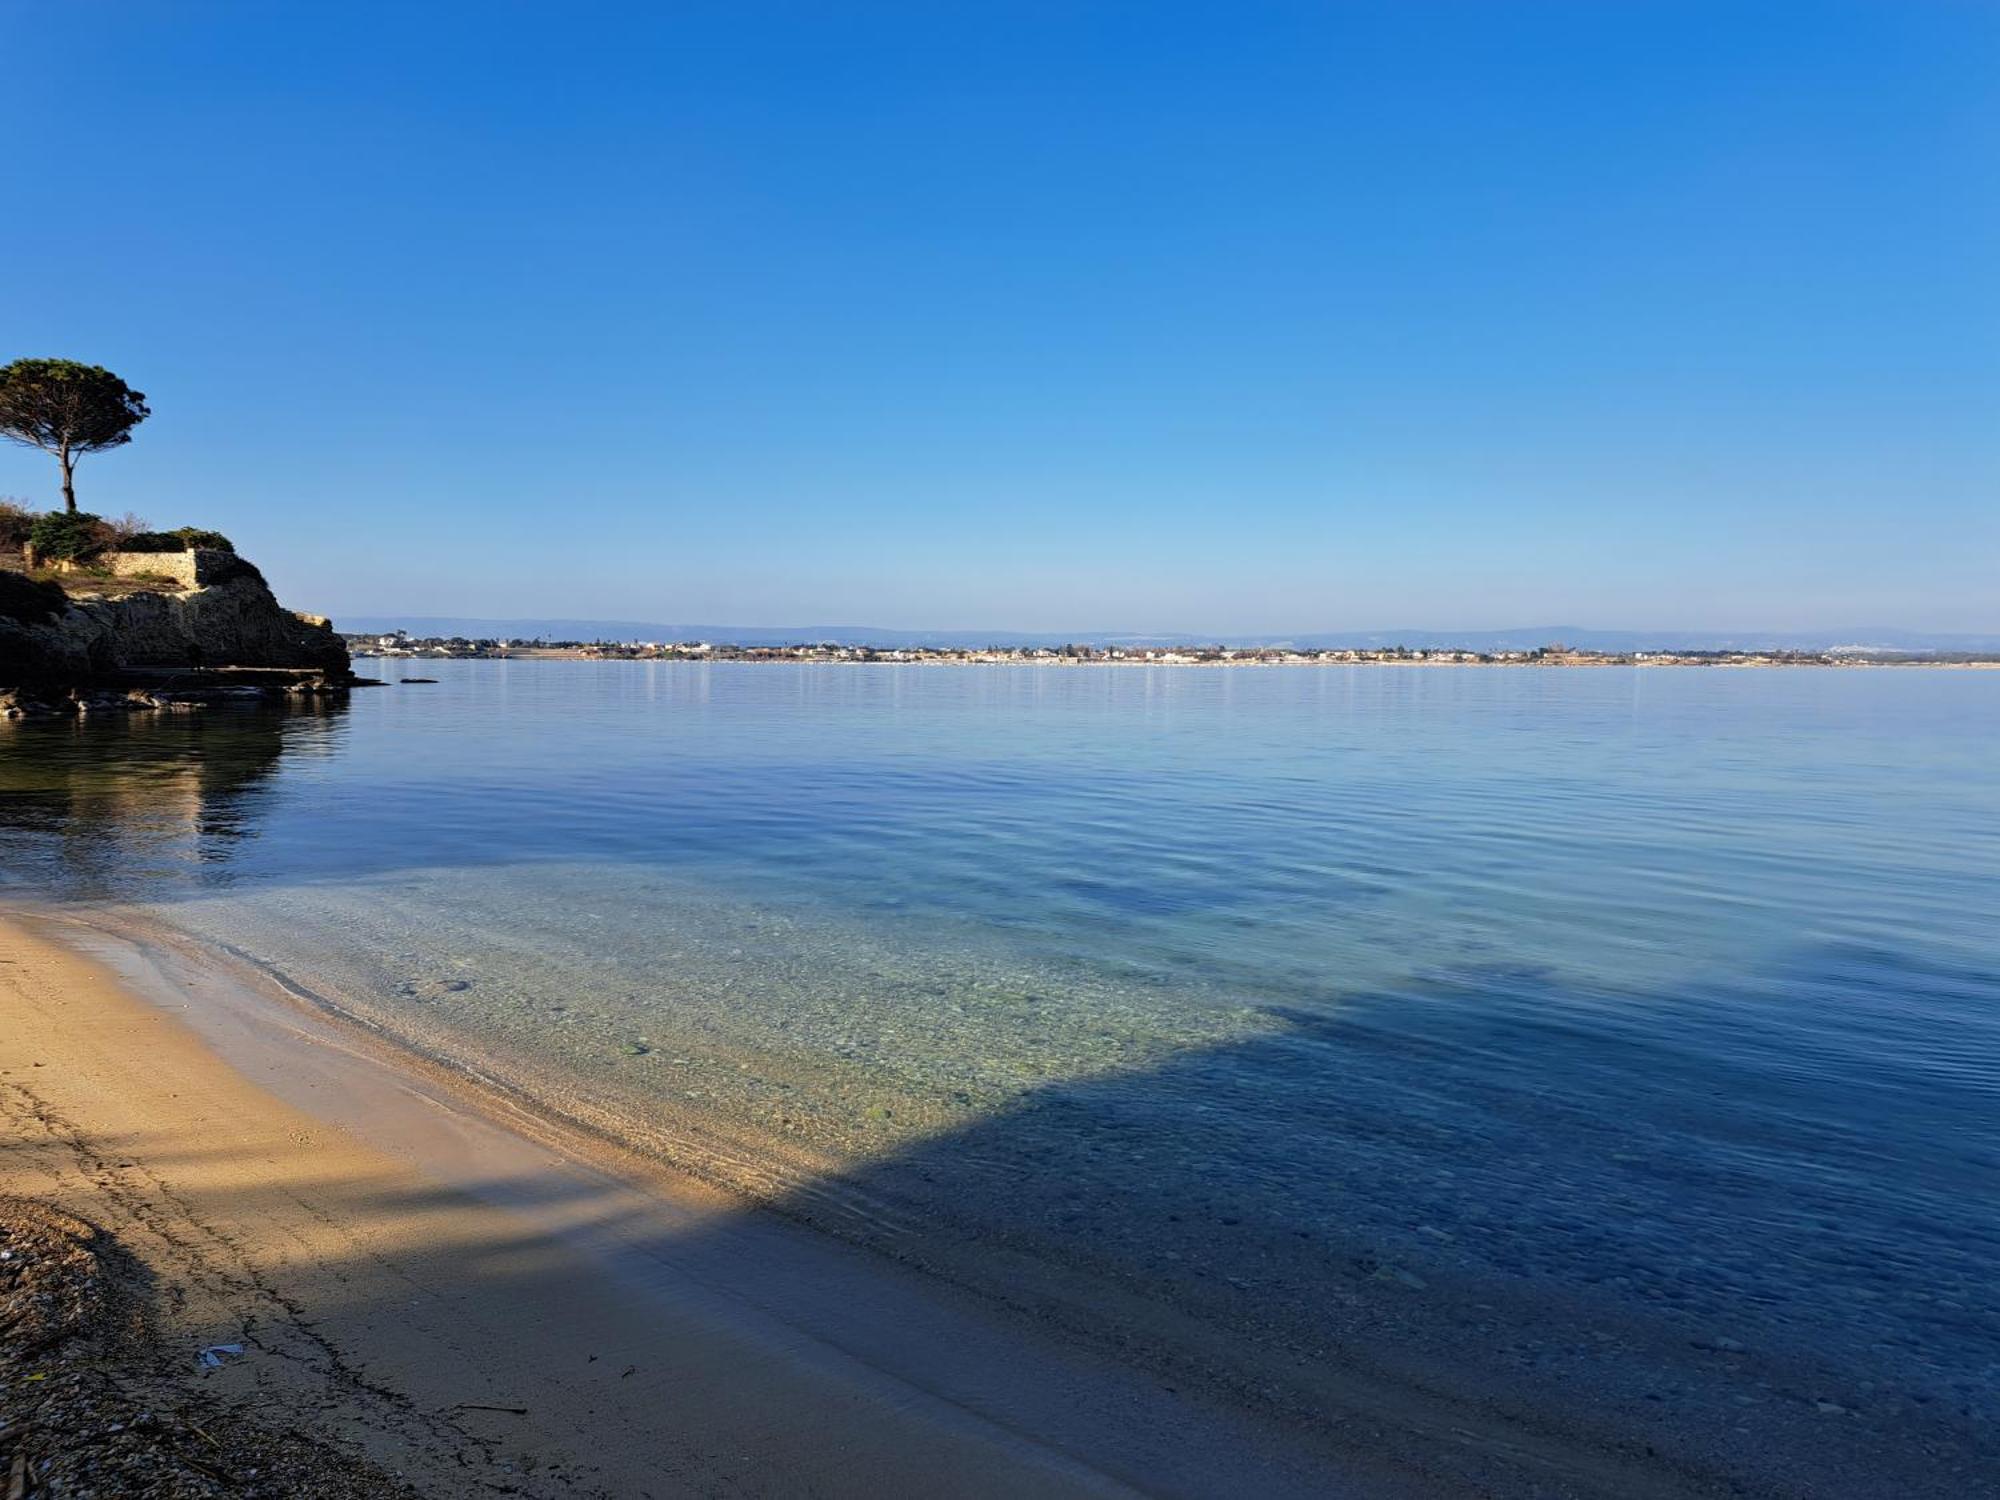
[59,445,76,513]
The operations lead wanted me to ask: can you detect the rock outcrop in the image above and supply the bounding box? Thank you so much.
[0,551,350,712]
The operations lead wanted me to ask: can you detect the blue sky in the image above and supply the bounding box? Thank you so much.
[2,2,1993,631]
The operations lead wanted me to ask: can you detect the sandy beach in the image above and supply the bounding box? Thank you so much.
[0,909,1443,1499]
[0,904,1764,1500]
[6,902,1989,1499]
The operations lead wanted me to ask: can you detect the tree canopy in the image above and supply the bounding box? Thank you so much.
[0,359,150,513]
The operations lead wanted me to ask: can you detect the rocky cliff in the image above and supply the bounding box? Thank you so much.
[0,551,350,707]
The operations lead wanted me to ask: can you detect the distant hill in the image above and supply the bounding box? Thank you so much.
[337,617,2000,654]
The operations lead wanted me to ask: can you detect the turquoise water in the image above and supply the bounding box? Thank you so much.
[4,661,1998,1490]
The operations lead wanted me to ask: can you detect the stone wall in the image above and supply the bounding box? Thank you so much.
[27,547,237,588]
[99,548,238,588]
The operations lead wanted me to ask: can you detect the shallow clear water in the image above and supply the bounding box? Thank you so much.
[5,661,1998,1465]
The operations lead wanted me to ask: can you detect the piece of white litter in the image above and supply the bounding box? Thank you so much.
[198,1343,246,1368]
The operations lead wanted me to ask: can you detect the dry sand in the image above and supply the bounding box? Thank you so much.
[0,908,1734,1498]
[0,911,1363,1497]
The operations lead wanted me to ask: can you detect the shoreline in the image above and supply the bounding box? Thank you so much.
[0,904,1456,1498]
[356,650,2000,670]
[4,902,1986,1497]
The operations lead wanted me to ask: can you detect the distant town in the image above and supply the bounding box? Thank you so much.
[349,632,2000,669]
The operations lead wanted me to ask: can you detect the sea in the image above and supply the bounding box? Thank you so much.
[4,659,1996,1492]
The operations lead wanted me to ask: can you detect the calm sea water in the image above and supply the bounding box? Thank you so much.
[4,661,1997,1485]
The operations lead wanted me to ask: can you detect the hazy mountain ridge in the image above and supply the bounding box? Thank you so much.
[338,618,2000,653]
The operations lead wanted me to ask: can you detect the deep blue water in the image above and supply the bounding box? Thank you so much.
[4,660,1997,1488]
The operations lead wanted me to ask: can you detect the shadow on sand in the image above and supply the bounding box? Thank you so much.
[10,941,1996,1499]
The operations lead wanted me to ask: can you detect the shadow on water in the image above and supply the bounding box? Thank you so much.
[758,945,2000,1491]
[6,963,1994,1499]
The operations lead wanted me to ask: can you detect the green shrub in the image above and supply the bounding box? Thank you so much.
[115,526,237,554]
[120,531,187,552]
[26,510,110,563]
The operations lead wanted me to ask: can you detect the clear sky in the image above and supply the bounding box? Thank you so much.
[2,1,1994,632]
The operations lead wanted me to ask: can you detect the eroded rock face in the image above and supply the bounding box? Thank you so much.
[0,554,350,688]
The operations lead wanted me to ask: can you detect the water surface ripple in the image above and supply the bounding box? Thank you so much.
[4,661,1997,1494]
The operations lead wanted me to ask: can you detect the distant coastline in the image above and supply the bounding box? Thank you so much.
[338,617,2000,655]
[352,632,2000,669]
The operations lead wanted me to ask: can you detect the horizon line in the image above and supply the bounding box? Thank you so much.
[330,615,2000,646]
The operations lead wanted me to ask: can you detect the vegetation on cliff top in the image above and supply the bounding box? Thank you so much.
[0,358,150,513]
[26,509,110,563]
[2,502,234,571]
[119,525,234,553]
[0,498,34,550]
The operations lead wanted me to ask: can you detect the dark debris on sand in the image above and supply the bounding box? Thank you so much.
[1,1198,419,1500]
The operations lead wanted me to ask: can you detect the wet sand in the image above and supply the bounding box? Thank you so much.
[0,909,1409,1497]
[0,906,1909,1499]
